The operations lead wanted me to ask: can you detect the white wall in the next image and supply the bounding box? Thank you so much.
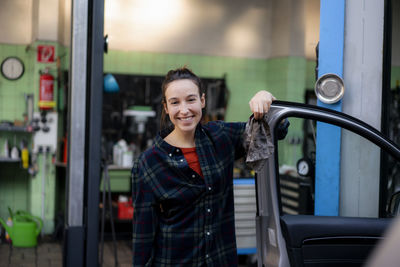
[0,0,320,60]
[58,0,71,46]
[104,0,319,59]
[36,0,59,41]
[269,0,318,58]
[0,0,33,44]
[0,0,70,45]
[304,0,320,59]
[104,0,273,58]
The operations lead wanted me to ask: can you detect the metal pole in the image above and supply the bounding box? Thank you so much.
[86,0,104,265]
[64,0,88,266]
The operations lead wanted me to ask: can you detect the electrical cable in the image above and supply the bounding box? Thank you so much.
[99,163,106,266]
[41,147,46,238]
[99,163,119,267]
[105,164,119,266]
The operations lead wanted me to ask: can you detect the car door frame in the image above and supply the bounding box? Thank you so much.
[255,101,400,267]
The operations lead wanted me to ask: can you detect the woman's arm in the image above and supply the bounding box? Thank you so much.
[248,90,289,139]
[218,90,284,159]
[132,161,158,266]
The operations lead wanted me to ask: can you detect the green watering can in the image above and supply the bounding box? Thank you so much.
[0,208,43,247]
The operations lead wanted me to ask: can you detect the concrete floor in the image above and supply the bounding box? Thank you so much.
[0,237,251,267]
[0,238,132,267]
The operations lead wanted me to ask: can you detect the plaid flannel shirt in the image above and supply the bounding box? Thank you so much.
[132,121,246,266]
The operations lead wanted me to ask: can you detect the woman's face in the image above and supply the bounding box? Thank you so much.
[164,79,205,136]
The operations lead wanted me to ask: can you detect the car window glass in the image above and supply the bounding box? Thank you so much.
[277,117,400,218]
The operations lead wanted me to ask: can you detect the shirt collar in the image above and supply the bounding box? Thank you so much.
[155,124,204,154]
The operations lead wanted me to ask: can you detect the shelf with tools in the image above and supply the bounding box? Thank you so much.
[0,124,32,167]
[0,157,21,162]
[0,125,33,133]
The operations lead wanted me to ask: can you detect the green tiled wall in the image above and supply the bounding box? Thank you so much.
[269,57,309,166]
[28,153,56,233]
[306,59,317,89]
[0,41,66,233]
[0,164,30,221]
[0,44,35,122]
[392,66,400,88]
[0,42,68,122]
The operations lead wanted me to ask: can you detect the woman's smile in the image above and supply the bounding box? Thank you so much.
[178,116,194,121]
[164,79,205,137]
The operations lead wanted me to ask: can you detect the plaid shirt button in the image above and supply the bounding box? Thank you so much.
[192,174,195,178]
[180,159,184,162]
[168,153,172,157]
[208,187,212,191]
[207,208,211,213]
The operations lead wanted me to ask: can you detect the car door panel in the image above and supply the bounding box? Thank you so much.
[280,215,391,267]
[256,101,400,267]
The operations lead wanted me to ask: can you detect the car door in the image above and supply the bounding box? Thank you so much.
[255,101,400,267]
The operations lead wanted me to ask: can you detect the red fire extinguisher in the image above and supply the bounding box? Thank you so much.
[39,70,55,110]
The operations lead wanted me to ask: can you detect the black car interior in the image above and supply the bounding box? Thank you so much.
[280,215,392,267]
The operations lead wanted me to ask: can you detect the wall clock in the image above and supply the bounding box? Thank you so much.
[1,57,25,80]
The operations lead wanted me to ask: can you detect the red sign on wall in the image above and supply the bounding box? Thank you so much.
[37,45,55,63]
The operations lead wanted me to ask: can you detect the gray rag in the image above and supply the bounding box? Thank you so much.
[243,114,275,172]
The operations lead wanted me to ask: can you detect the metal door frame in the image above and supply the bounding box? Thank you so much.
[65,0,104,266]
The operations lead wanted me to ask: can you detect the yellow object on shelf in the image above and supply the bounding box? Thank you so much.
[21,148,29,169]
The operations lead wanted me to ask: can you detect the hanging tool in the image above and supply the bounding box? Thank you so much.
[39,146,48,238]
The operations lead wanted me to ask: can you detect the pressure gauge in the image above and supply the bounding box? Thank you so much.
[1,57,25,80]
[296,157,313,177]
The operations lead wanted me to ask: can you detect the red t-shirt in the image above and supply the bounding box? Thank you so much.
[180,147,204,178]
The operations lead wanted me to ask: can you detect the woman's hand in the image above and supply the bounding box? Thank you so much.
[249,90,276,120]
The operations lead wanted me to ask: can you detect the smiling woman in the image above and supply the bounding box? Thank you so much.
[131,66,277,266]
[163,80,205,145]
[162,74,205,147]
